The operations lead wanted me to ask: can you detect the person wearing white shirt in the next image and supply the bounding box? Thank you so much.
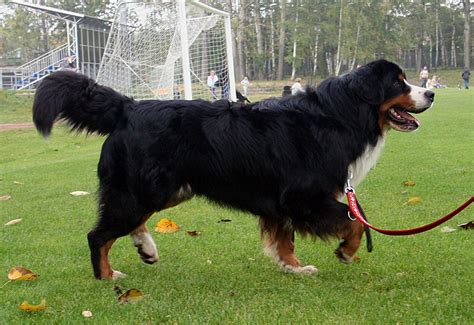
[207,70,219,101]
[291,78,303,95]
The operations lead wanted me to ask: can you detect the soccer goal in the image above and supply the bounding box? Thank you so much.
[97,0,236,101]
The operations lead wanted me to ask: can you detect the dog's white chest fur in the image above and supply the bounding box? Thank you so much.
[348,134,386,188]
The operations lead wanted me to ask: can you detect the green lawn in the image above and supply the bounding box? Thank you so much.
[0,90,35,123]
[0,88,473,324]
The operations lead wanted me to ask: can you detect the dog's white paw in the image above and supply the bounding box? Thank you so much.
[112,270,127,279]
[132,232,159,264]
[283,264,318,275]
[335,249,354,264]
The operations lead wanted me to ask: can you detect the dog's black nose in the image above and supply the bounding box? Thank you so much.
[425,90,435,102]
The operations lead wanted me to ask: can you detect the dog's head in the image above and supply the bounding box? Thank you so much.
[349,60,434,132]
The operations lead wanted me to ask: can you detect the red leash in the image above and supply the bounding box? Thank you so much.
[346,190,473,236]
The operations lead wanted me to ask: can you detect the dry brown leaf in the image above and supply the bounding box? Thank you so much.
[155,218,180,233]
[19,299,46,312]
[118,289,144,304]
[458,221,474,230]
[8,267,38,281]
[69,191,90,197]
[402,180,416,187]
[0,195,12,201]
[4,218,22,226]
[186,230,202,237]
[405,197,422,205]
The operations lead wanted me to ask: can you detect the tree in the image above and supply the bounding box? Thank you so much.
[461,0,471,69]
[276,0,286,80]
[236,0,247,79]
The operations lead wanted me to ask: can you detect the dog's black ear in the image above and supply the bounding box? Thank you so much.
[348,67,384,105]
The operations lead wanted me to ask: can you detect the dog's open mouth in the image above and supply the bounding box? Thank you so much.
[386,107,420,132]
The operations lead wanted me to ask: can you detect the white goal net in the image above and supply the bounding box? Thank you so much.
[97,0,235,101]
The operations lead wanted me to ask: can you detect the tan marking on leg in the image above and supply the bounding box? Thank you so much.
[335,220,364,264]
[263,223,317,274]
[99,239,116,279]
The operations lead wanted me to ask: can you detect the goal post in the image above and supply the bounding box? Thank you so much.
[97,0,236,102]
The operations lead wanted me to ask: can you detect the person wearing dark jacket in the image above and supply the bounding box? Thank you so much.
[462,67,470,89]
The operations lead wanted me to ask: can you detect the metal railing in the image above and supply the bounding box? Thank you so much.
[13,43,72,90]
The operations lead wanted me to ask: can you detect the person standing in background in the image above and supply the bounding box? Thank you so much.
[462,67,470,89]
[241,76,249,97]
[291,78,303,95]
[419,66,429,88]
[207,70,218,101]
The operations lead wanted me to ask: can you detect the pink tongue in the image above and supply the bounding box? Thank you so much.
[395,109,420,126]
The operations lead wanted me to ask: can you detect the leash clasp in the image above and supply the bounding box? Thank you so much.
[345,169,356,220]
[344,170,355,194]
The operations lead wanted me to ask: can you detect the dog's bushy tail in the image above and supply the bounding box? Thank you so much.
[33,71,133,137]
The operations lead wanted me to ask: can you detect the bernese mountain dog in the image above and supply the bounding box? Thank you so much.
[32,60,434,279]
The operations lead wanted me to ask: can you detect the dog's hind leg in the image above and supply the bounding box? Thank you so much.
[130,184,193,265]
[261,219,317,275]
[334,219,365,264]
[88,193,154,280]
[88,227,125,280]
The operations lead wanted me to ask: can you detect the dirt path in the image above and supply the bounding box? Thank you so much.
[0,122,35,132]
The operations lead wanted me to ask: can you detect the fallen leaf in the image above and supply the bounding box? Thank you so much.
[186,230,202,237]
[441,226,457,233]
[218,219,232,223]
[402,180,416,187]
[458,221,474,230]
[82,310,93,318]
[155,218,180,233]
[118,289,144,304]
[0,195,12,201]
[4,218,22,226]
[8,267,38,281]
[405,197,422,205]
[70,191,90,197]
[352,256,361,262]
[113,285,123,296]
[19,298,46,312]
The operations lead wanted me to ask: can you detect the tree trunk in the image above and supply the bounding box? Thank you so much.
[429,34,433,69]
[312,29,320,76]
[450,11,457,67]
[325,51,334,76]
[270,10,276,79]
[462,0,471,69]
[236,0,247,79]
[254,0,264,80]
[276,0,286,80]
[350,24,361,70]
[290,1,299,80]
[334,0,344,76]
[435,5,439,68]
[439,18,447,68]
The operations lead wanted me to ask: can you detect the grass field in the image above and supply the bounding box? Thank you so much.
[0,87,473,324]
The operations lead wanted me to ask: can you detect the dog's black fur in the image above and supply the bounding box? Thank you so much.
[32,60,434,279]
